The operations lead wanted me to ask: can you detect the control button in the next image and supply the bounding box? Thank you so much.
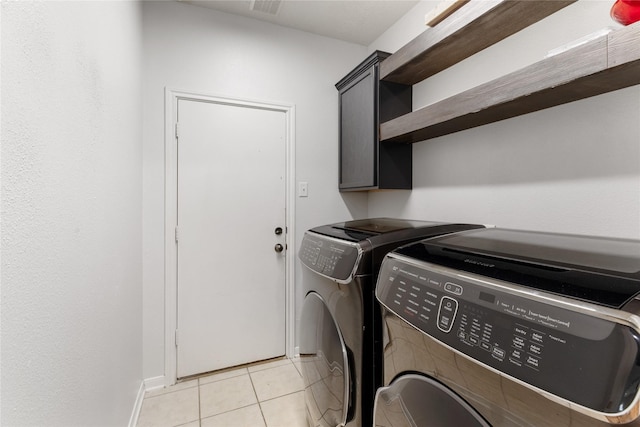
[437,296,458,333]
[531,330,545,344]
[439,315,452,330]
[492,347,506,360]
[528,343,543,356]
[514,325,529,337]
[444,282,463,295]
[468,335,479,346]
[423,298,437,307]
[512,335,526,349]
[480,341,492,352]
[525,355,540,370]
[509,349,523,366]
[457,330,466,340]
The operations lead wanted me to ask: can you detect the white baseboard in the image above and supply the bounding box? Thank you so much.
[128,376,165,427]
[128,381,145,427]
[144,375,166,392]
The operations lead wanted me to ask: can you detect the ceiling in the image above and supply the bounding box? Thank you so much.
[179,0,421,45]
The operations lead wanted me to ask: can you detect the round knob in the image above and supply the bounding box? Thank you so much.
[275,227,283,235]
[274,243,284,253]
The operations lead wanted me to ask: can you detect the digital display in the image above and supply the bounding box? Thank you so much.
[479,291,495,304]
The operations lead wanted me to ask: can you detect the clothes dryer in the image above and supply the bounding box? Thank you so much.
[298,218,484,427]
[374,228,640,426]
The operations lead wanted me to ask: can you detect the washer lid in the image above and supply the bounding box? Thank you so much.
[339,218,442,234]
[395,228,640,308]
[310,218,443,243]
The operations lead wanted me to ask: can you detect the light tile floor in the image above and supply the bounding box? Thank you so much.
[137,358,307,427]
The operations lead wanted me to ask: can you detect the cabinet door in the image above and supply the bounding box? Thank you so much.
[339,67,377,189]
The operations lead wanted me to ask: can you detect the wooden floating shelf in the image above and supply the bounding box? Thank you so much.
[380,0,576,85]
[380,22,640,144]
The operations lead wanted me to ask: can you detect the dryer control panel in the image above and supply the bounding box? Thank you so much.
[376,255,640,415]
[299,231,362,283]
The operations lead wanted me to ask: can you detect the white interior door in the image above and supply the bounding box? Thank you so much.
[176,98,286,378]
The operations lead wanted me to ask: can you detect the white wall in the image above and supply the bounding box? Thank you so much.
[141,1,368,380]
[368,0,640,239]
[1,2,143,425]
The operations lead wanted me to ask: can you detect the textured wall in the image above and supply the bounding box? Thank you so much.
[1,2,143,425]
[368,0,640,239]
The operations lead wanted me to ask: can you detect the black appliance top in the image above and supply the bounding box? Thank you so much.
[394,228,640,308]
[310,218,461,245]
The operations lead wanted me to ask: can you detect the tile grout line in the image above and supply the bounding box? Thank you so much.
[258,389,304,404]
[199,402,259,423]
[247,371,269,427]
[197,378,202,427]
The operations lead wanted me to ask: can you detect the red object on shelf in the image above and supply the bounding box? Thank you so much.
[611,0,640,25]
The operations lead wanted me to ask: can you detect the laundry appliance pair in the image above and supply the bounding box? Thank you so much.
[300,219,640,427]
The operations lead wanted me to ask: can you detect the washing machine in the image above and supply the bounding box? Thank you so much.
[374,227,640,426]
[298,218,484,427]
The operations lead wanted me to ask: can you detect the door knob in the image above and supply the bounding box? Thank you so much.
[274,243,284,253]
[275,227,283,235]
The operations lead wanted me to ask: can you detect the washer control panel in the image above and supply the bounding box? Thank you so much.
[299,232,361,282]
[376,255,640,414]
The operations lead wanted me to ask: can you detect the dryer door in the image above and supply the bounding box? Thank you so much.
[374,374,490,427]
[300,292,351,427]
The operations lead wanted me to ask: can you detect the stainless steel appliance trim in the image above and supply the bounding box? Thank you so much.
[373,374,491,427]
[302,291,351,427]
[302,231,365,284]
[377,252,640,424]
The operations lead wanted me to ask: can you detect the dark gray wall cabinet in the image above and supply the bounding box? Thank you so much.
[336,51,412,191]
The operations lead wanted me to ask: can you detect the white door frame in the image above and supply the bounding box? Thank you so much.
[164,88,296,385]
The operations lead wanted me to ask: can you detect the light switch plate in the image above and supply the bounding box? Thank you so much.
[298,182,308,197]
